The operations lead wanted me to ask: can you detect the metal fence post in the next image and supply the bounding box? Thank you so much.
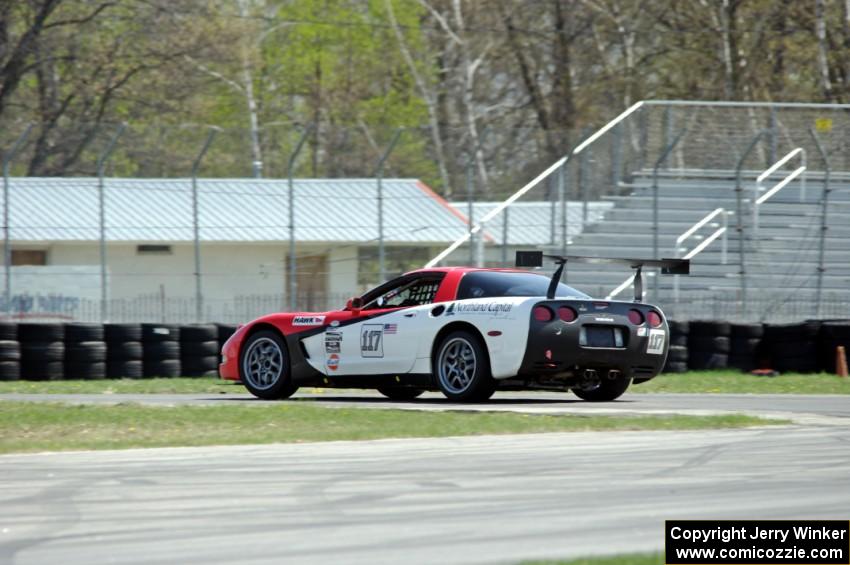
[661,105,673,169]
[2,124,32,319]
[501,207,509,266]
[611,122,623,191]
[809,128,830,318]
[191,127,219,323]
[287,124,314,311]
[466,158,475,265]
[638,106,648,171]
[375,129,402,283]
[558,160,568,257]
[768,106,777,164]
[96,123,126,323]
[652,128,687,297]
[734,129,768,319]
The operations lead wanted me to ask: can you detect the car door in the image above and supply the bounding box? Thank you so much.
[332,274,443,376]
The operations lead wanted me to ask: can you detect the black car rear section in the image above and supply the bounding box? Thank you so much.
[516,299,669,386]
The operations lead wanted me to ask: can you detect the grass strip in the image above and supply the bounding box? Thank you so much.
[632,371,850,395]
[0,371,848,396]
[523,552,662,565]
[0,402,779,454]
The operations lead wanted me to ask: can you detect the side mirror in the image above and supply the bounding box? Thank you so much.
[348,297,363,313]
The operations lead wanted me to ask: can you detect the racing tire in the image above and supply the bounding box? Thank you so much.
[433,330,495,402]
[180,324,217,342]
[104,323,143,342]
[689,321,730,337]
[0,322,17,340]
[239,330,298,400]
[144,341,180,360]
[18,323,64,342]
[666,345,688,363]
[143,359,182,378]
[21,341,65,362]
[662,361,688,374]
[107,360,144,379]
[107,341,143,360]
[20,361,64,381]
[65,341,107,363]
[65,362,107,380]
[64,323,104,342]
[142,324,180,342]
[377,386,425,401]
[0,361,20,381]
[572,377,631,402]
[180,340,219,357]
[0,340,21,361]
[688,336,730,354]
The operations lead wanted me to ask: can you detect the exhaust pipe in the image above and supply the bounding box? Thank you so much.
[607,369,622,380]
[583,369,598,381]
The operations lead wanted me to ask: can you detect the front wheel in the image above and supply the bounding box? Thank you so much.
[377,386,425,401]
[572,378,631,402]
[240,330,298,400]
[433,331,495,402]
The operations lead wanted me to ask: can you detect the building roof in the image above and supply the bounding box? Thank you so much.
[450,201,613,245]
[5,177,471,244]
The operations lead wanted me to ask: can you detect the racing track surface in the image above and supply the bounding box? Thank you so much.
[2,424,850,565]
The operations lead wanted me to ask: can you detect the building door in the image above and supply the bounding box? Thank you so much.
[290,254,328,312]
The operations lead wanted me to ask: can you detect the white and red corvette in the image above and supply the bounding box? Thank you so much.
[219,252,688,402]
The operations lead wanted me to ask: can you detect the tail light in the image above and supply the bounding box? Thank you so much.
[627,309,644,325]
[558,306,577,322]
[533,305,553,322]
[647,310,663,327]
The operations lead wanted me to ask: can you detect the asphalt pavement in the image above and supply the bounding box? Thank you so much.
[2,426,849,564]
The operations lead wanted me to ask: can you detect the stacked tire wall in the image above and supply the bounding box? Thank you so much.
[64,323,106,379]
[664,321,688,373]
[105,324,143,378]
[729,324,763,371]
[686,321,730,370]
[820,322,850,373]
[761,322,820,374]
[18,323,64,380]
[0,322,20,381]
[142,324,181,378]
[180,325,219,377]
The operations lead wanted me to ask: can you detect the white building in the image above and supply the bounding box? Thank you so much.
[3,177,470,322]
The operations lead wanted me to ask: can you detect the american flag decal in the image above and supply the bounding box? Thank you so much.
[383,323,398,334]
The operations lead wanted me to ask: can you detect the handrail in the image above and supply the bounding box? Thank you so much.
[672,207,729,306]
[605,207,729,302]
[753,148,806,238]
[424,101,646,268]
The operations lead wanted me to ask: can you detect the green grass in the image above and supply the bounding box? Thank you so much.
[0,402,779,454]
[633,371,850,395]
[0,377,240,394]
[0,371,847,396]
[522,553,662,565]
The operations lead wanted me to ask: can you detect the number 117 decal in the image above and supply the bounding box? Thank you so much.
[361,324,384,358]
[646,329,665,355]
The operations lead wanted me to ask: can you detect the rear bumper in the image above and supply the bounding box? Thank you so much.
[517,301,668,380]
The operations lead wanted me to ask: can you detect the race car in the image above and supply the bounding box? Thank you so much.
[219,251,689,402]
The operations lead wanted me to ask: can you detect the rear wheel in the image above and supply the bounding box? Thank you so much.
[572,378,631,402]
[240,330,298,400]
[376,386,425,401]
[434,331,495,402]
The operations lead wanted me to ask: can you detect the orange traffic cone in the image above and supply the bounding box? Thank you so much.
[837,346,849,378]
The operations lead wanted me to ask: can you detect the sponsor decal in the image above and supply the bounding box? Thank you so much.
[636,327,648,337]
[292,316,326,326]
[360,324,384,358]
[326,353,339,371]
[451,302,513,316]
[578,304,588,312]
[324,331,342,354]
[647,329,665,355]
[383,323,398,335]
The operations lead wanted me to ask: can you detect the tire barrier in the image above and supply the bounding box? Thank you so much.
[142,324,181,378]
[18,323,65,381]
[0,323,20,380]
[0,319,848,379]
[687,320,730,370]
[64,323,107,380]
[762,321,821,374]
[818,321,850,373]
[180,325,219,377]
[105,324,143,378]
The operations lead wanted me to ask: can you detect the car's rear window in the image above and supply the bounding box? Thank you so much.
[457,271,590,300]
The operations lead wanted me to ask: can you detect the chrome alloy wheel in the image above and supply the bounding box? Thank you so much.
[242,337,284,390]
[437,337,477,394]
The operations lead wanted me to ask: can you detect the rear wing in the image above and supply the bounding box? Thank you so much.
[515,251,689,302]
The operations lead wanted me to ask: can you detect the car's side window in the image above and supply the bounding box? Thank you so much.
[363,276,443,310]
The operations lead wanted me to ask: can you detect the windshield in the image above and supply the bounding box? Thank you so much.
[457,271,591,300]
